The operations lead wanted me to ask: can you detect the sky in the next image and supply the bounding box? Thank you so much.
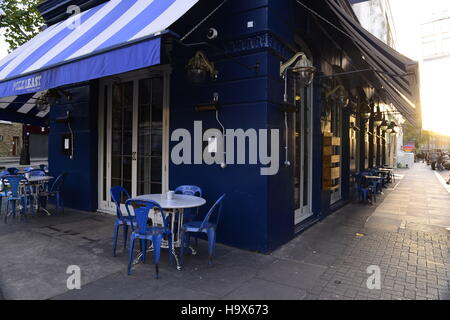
[390,0,450,136]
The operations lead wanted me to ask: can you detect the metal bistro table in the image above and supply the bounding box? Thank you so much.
[376,168,395,183]
[131,193,206,270]
[27,176,54,216]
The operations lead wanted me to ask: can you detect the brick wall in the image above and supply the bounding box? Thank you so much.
[0,122,22,157]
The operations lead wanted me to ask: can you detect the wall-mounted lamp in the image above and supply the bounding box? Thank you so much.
[36,88,72,113]
[373,104,383,127]
[359,101,371,120]
[380,119,389,131]
[280,52,316,88]
[186,51,218,84]
[385,121,397,134]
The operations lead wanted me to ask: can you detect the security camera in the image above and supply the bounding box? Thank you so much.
[207,28,218,40]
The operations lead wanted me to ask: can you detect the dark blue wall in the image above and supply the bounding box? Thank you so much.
[48,82,99,212]
[169,1,272,253]
[41,0,364,253]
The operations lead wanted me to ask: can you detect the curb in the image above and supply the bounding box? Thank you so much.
[434,171,450,195]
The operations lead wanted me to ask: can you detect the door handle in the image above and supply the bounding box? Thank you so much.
[132,152,137,161]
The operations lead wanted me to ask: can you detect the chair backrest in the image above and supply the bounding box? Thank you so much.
[110,186,131,220]
[354,173,367,188]
[50,173,67,193]
[0,170,9,178]
[125,199,168,234]
[199,194,226,230]
[6,168,19,175]
[28,169,46,177]
[2,175,27,197]
[175,185,203,197]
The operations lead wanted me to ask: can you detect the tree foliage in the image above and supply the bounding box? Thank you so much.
[0,0,44,52]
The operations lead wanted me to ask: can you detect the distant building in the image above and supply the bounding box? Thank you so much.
[420,10,450,60]
[0,122,48,158]
[0,122,22,157]
[420,10,450,137]
[351,0,397,47]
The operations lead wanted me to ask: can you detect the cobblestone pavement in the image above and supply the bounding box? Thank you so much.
[293,164,450,300]
[0,163,448,300]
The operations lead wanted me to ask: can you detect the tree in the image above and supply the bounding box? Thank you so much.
[0,0,44,52]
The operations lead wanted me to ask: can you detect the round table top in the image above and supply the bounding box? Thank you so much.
[132,194,206,209]
[27,176,54,183]
[364,175,381,179]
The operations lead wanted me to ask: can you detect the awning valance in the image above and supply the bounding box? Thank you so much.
[326,0,421,126]
[0,0,199,123]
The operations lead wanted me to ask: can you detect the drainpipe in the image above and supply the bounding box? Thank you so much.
[19,125,30,165]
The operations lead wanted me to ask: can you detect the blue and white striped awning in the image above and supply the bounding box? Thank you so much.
[0,0,199,123]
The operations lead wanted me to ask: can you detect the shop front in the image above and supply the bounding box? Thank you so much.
[0,0,421,253]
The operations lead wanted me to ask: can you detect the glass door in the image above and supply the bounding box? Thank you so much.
[98,71,169,213]
[294,86,313,225]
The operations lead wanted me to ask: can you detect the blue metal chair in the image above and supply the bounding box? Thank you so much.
[180,194,226,267]
[39,173,66,214]
[6,168,19,175]
[125,199,173,279]
[0,171,10,217]
[28,169,46,177]
[2,175,30,223]
[366,169,383,194]
[24,167,34,172]
[354,173,375,203]
[175,185,203,197]
[110,186,136,257]
[174,185,203,245]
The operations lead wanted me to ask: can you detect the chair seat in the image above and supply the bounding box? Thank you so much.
[6,195,26,201]
[116,216,136,226]
[132,227,169,238]
[182,221,216,233]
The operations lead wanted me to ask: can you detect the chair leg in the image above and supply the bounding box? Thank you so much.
[152,236,162,279]
[207,228,216,266]
[168,234,174,266]
[127,235,135,276]
[123,225,129,249]
[180,231,186,267]
[113,222,119,257]
[141,239,148,263]
[21,198,27,222]
[55,194,59,214]
[11,200,16,219]
[4,200,9,224]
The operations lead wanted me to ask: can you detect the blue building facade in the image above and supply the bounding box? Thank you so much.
[0,0,417,253]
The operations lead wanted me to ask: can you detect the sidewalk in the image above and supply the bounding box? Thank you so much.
[0,163,448,300]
